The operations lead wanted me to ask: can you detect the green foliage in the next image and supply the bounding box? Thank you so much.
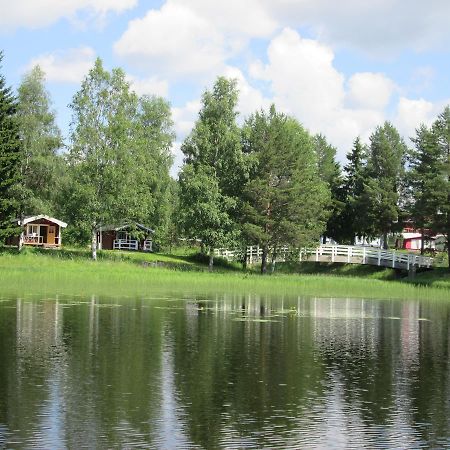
[63,58,175,256]
[179,164,236,250]
[241,106,330,272]
[14,65,62,216]
[406,107,450,267]
[358,122,407,244]
[179,77,244,266]
[182,77,245,197]
[313,133,344,242]
[408,125,441,231]
[0,251,449,301]
[0,51,22,241]
[338,137,367,243]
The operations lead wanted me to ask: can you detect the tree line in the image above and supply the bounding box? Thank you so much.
[0,52,449,271]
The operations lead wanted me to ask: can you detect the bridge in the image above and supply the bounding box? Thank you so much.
[214,245,433,271]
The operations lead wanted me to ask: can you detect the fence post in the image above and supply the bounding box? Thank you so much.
[378,248,381,266]
[392,250,396,268]
[249,246,253,265]
[315,248,319,262]
[363,246,366,264]
[407,254,410,271]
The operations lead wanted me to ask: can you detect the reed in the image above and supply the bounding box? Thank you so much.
[0,251,449,301]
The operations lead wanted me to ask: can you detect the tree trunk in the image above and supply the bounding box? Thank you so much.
[382,232,388,250]
[242,251,247,270]
[18,230,24,251]
[91,228,97,261]
[270,254,276,273]
[208,249,214,272]
[261,245,268,274]
[420,227,425,255]
[322,235,327,244]
[447,232,450,273]
[18,213,24,251]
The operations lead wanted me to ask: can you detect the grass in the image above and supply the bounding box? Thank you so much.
[0,246,449,301]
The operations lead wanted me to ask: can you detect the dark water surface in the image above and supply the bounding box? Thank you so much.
[0,294,448,449]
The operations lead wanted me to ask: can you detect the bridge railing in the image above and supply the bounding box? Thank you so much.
[214,245,433,269]
[308,245,433,269]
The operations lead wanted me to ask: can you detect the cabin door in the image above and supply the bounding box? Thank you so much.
[48,226,56,245]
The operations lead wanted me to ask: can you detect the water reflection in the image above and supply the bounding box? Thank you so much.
[0,294,448,448]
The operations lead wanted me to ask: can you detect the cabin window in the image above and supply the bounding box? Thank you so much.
[27,225,39,236]
[117,231,128,240]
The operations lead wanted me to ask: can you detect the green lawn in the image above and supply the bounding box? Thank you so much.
[0,246,449,301]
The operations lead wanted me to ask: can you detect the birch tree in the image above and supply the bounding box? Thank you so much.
[66,58,145,259]
[179,77,244,268]
[16,65,62,216]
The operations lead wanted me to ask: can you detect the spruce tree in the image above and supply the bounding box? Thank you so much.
[407,124,441,253]
[340,137,368,243]
[360,122,407,248]
[0,52,22,242]
[313,134,343,243]
[431,106,450,268]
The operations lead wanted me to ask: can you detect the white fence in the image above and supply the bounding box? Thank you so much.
[113,239,138,251]
[143,240,152,252]
[214,245,433,270]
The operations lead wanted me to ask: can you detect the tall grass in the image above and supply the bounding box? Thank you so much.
[0,250,449,301]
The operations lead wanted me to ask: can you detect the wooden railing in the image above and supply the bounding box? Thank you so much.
[113,239,138,251]
[24,235,43,245]
[143,240,152,252]
[214,245,433,270]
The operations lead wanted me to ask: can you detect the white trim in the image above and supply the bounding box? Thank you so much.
[19,215,67,228]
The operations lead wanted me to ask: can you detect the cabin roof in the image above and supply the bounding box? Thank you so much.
[99,223,154,233]
[18,215,68,228]
[402,233,435,240]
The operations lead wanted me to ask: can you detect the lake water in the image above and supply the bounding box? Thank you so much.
[0,293,448,449]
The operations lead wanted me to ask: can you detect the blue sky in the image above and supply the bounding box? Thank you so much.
[1,0,450,174]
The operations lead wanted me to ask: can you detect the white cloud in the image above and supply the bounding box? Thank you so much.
[114,2,228,77]
[0,0,137,31]
[395,97,436,140]
[223,66,271,120]
[250,28,394,160]
[395,97,450,144]
[127,75,169,98]
[170,141,184,178]
[261,0,450,53]
[172,0,277,38]
[26,47,96,84]
[172,99,202,139]
[347,72,396,110]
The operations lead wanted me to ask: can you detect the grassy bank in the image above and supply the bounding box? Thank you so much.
[0,247,449,301]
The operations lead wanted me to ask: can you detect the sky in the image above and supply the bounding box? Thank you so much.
[1,0,450,175]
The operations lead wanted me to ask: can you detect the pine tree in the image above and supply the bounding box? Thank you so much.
[241,106,329,273]
[0,52,22,242]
